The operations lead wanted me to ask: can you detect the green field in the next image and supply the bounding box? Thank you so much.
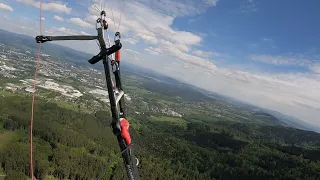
[56,101,77,111]
[124,85,151,95]
[0,175,5,180]
[0,131,17,150]
[0,90,22,97]
[150,115,187,126]
[156,99,174,106]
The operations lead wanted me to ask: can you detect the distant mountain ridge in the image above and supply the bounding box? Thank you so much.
[262,109,320,133]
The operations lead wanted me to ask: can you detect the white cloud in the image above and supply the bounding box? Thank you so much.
[53,15,64,21]
[249,54,312,66]
[16,0,72,14]
[135,0,217,17]
[234,0,257,13]
[45,27,90,36]
[41,17,45,20]
[125,49,140,55]
[310,64,320,74]
[144,47,162,56]
[177,44,190,52]
[69,17,92,28]
[250,54,320,75]
[156,39,217,70]
[0,3,13,11]
[262,37,273,42]
[36,2,71,14]
[122,38,138,44]
[250,54,292,65]
[170,31,201,45]
[193,50,213,58]
[82,0,209,68]
[86,1,202,44]
[80,31,90,35]
[122,48,141,60]
[137,33,158,44]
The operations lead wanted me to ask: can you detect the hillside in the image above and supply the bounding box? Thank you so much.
[1,29,320,180]
[1,87,320,180]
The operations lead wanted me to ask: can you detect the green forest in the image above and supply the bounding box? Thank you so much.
[1,94,320,180]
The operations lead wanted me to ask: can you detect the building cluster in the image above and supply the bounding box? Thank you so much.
[0,46,182,118]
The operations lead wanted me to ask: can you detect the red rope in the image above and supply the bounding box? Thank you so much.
[30,0,42,179]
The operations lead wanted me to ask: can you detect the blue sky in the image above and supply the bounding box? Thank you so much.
[175,0,320,73]
[0,0,320,127]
